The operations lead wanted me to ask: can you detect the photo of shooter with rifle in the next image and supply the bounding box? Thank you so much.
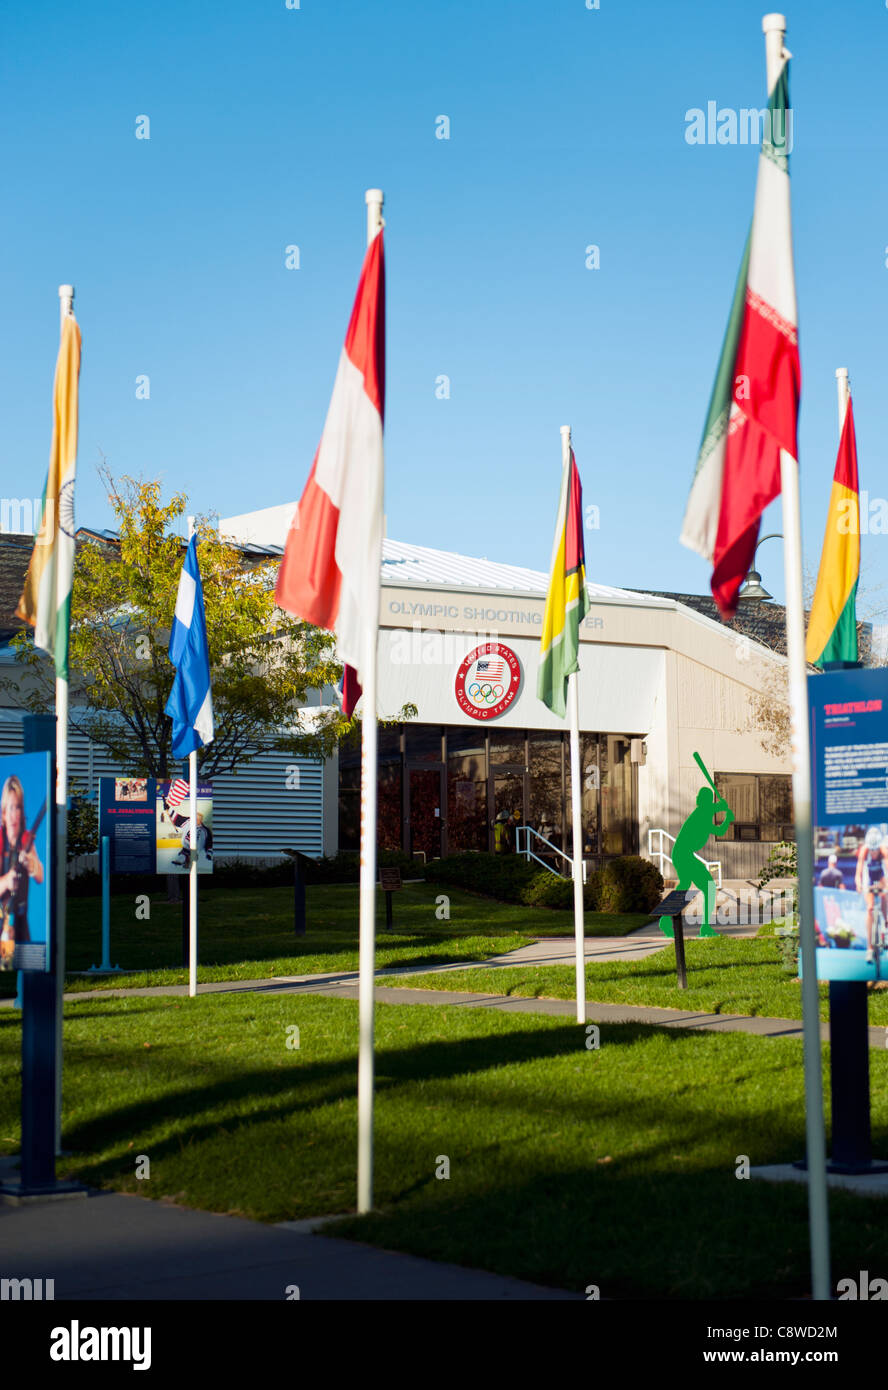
[0,774,45,969]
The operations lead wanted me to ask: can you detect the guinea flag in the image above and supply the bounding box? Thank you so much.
[681,58,800,619]
[805,396,860,667]
[538,448,590,718]
[275,230,384,716]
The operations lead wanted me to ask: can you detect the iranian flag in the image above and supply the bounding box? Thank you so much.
[275,230,384,715]
[681,59,799,619]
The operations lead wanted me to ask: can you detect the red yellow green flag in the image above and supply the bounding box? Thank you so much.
[805,396,860,667]
[538,448,590,718]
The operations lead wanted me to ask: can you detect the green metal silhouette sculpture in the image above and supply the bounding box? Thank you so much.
[660,752,734,939]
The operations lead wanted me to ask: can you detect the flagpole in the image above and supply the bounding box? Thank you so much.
[763,12,831,1302]
[357,187,384,1213]
[53,283,74,1153]
[560,426,586,1024]
[186,516,198,999]
[835,367,849,427]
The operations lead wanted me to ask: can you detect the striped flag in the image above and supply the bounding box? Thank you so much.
[275,229,384,717]
[538,448,590,718]
[165,536,214,758]
[806,396,860,667]
[166,778,190,809]
[16,310,81,678]
[681,59,800,619]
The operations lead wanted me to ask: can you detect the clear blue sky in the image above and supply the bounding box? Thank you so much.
[2,0,887,613]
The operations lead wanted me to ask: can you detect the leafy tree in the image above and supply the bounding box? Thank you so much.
[6,471,361,777]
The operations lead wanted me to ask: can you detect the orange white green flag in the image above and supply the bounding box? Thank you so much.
[538,447,590,718]
[805,395,860,667]
[16,308,81,679]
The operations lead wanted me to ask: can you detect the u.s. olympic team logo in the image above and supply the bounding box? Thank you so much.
[455,643,522,721]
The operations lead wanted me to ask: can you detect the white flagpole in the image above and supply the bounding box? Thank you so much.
[187,516,198,999]
[763,11,831,1302]
[357,187,384,1213]
[835,367,850,429]
[54,282,74,1153]
[561,426,586,1024]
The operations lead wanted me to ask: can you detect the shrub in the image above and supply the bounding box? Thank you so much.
[521,871,598,911]
[288,848,418,885]
[424,852,538,903]
[595,856,663,914]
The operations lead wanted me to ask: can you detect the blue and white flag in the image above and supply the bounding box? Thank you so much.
[165,536,214,757]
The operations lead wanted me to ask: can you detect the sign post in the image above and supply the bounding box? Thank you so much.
[379,865,402,928]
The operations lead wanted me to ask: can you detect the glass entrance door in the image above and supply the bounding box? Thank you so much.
[491,769,527,855]
[406,765,443,863]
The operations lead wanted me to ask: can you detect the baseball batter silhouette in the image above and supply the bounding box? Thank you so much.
[660,755,734,938]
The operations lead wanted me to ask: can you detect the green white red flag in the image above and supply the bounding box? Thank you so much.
[681,59,799,619]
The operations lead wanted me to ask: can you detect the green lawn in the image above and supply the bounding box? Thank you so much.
[381,933,888,1026]
[2,990,886,1298]
[0,881,644,996]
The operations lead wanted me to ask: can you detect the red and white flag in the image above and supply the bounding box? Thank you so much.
[275,230,385,715]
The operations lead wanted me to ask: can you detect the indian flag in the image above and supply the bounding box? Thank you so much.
[538,447,590,718]
[16,309,81,679]
[681,58,800,619]
[805,395,860,667]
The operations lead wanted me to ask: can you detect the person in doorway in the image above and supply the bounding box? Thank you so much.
[494,810,512,855]
[509,809,522,851]
[855,827,888,964]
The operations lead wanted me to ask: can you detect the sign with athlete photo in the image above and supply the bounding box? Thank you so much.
[809,668,888,981]
[99,777,157,874]
[156,779,214,874]
[0,751,52,973]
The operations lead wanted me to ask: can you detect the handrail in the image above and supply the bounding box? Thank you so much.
[514,825,587,884]
[647,827,722,889]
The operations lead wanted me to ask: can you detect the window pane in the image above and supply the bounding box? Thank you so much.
[447,753,488,852]
[759,774,793,842]
[714,773,757,840]
[378,763,402,852]
[600,736,633,855]
[489,730,526,765]
[528,735,564,858]
[405,726,443,761]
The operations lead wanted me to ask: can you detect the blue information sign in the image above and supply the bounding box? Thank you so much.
[0,751,52,973]
[809,668,888,981]
[99,777,157,874]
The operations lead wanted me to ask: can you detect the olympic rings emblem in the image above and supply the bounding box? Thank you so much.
[467,681,505,705]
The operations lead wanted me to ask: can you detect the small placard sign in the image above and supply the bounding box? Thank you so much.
[379,867,402,892]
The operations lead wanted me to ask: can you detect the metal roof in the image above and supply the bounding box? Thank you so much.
[381,538,651,602]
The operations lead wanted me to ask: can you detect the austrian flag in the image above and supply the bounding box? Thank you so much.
[681,58,800,619]
[275,230,385,715]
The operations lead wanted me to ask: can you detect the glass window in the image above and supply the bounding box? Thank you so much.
[714,773,757,840]
[489,730,526,765]
[378,726,401,759]
[600,736,634,856]
[338,764,361,852]
[528,734,564,857]
[378,762,402,852]
[760,775,793,842]
[447,752,488,853]
[405,726,443,762]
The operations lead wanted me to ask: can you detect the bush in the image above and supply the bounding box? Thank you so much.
[289,848,418,885]
[521,871,598,911]
[595,856,663,914]
[424,852,538,903]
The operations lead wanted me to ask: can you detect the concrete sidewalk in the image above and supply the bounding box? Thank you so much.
[0,1187,575,1300]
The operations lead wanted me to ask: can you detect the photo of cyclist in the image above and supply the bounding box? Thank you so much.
[854,826,888,965]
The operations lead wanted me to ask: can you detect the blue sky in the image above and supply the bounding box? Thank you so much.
[2,0,887,614]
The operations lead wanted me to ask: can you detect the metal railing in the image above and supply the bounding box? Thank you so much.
[647,827,722,888]
[515,825,587,883]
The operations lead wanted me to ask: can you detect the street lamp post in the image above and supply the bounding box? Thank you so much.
[738,533,783,602]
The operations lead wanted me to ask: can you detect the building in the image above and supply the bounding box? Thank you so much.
[220,506,795,880]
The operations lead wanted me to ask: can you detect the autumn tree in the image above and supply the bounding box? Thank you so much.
[6,471,354,776]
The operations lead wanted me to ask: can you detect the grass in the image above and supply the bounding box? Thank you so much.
[2,989,887,1298]
[380,933,888,1026]
[0,881,645,996]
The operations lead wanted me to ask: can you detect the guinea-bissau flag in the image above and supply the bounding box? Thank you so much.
[538,447,590,718]
[681,56,800,619]
[805,396,860,667]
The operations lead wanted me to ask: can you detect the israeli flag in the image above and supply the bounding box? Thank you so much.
[165,535,214,757]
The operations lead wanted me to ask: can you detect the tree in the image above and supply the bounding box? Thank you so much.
[6,470,358,776]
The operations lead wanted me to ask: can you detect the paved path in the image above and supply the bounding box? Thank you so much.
[0,1186,575,1300]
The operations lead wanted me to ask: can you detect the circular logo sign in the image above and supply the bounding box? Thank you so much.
[455,643,522,721]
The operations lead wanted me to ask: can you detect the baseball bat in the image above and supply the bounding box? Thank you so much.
[693,751,719,796]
